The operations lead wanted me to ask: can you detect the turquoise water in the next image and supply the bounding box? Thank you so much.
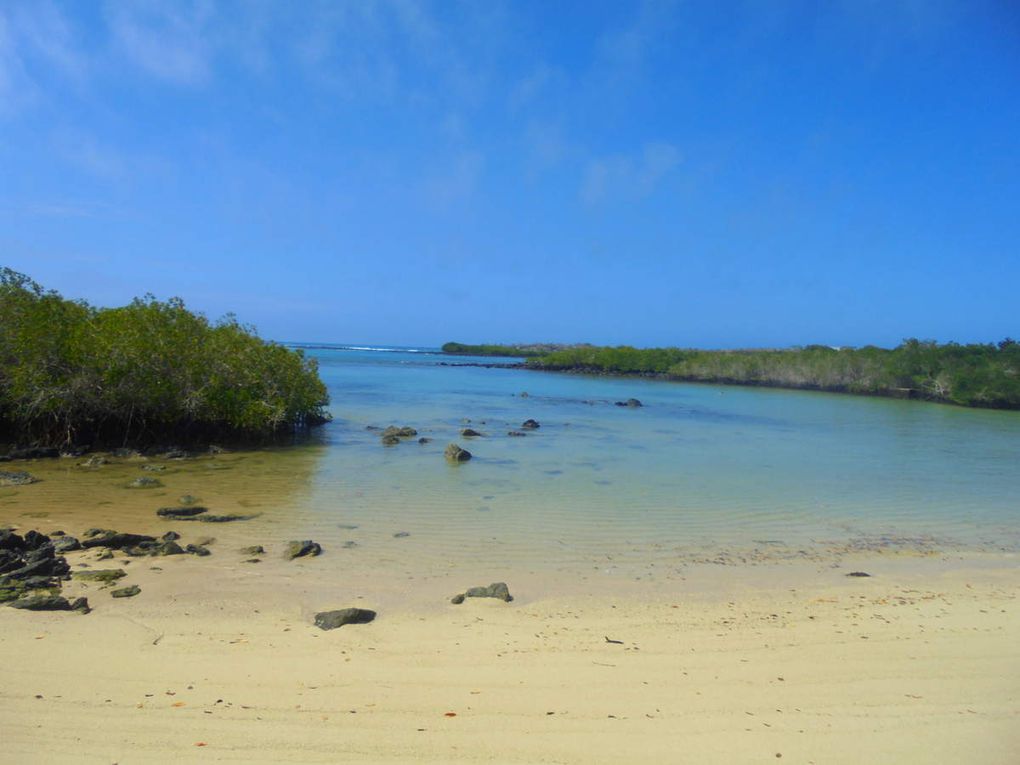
[283,345,1020,571]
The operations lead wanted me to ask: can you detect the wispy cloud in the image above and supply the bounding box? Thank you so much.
[581,142,681,205]
[0,0,87,113]
[105,0,214,86]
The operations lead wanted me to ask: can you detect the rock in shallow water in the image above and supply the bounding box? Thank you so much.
[451,582,513,604]
[521,419,540,429]
[157,506,208,518]
[0,470,39,486]
[285,540,322,560]
[444,443,472,462]
[111,584,141,598]
[126,476,162,489]
[314,608,376,630]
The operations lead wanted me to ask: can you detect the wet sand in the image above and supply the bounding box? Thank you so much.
[2,455,1019,763]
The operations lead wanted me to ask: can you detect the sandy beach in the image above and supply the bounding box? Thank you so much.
[2,530,1017,764]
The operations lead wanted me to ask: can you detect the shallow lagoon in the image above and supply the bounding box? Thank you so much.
[301,346,1020,564]
[3,344,1019,598]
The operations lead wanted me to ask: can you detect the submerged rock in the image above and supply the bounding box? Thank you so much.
[381,434,401,446]
[382,426,418,438]
[111,584,141,598]
[314,608,376,630]
[444,443,472,462]
[157,506,207,518]
[240,545,265,556]
[460,428,483,437]
[126,476,162,489]
[418,437,432,444]
[451,582,513,604]
[285,540,322,560]
[507,431,527,437]
[0,470,40,487]
[521,419,540,429]
[614,398,643,408]
[178,495,201,506]
[185,544,211,556]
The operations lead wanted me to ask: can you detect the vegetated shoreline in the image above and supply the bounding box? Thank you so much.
[0,268,331,455]
[443,339,1020,411]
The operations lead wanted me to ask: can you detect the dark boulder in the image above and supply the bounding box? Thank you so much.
[8,594,72,611]
[418,437,432,444]
[314,608,376,630]
[111,585,141,598]
[23,530,51,550]
[81,532,156,550]
[185,544,211,556]
[614,398,643,408]
[521,419,540,429]
[52,536,82,553]
[161,531,180,542]
[0,529,26,552]
[451,582,513,604]
[444,443,472,462]
[382,426,418,439]
[285,540,322,560]
[460,428,483,437]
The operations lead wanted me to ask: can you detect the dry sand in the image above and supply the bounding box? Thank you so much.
[2,547,1017,764]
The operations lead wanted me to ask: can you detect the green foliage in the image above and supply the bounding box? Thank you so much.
[442,341,560,357]
[528,339,1020,410]
[0,268,329,446]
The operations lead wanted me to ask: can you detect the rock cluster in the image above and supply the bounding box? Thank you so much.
[0,529,89,613]
[450,582,513,604]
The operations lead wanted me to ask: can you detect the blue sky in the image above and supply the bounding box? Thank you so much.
[1,1,1017,348]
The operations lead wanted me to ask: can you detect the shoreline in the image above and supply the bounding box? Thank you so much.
[3,439,1019,762]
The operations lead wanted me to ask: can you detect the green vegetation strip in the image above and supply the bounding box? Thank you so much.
[523,341,1020,409]
[0,268,330,448]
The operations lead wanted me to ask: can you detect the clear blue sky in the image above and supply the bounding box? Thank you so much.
[1,1,1017,348]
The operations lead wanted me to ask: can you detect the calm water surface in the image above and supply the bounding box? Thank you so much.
[283,345,1020,568]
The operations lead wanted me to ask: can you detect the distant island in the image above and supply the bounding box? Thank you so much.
[443,340,1020,410]
[0,268,330,451]
[440,341,587,358]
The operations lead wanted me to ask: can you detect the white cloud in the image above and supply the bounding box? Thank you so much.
[581,142,681,205]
